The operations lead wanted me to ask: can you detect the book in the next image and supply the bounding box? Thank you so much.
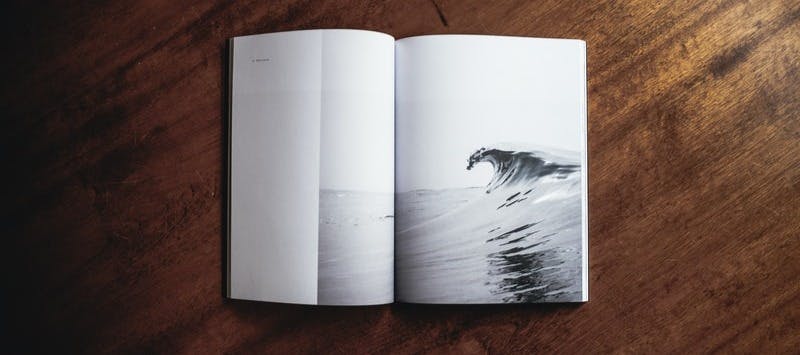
[227,29,587,305]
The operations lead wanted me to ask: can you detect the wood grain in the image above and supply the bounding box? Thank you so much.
[2,0,799,353]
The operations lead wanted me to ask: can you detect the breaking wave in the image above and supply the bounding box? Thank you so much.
[467,146,580,193]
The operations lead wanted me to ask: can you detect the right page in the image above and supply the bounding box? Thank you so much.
[395,35,588,303]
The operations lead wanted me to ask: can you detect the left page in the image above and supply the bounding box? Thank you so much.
[228,29,395,305]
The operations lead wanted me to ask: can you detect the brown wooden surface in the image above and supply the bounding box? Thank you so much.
[2,0,799,353]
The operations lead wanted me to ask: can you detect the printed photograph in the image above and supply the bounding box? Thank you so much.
[317,189,394,304]
[394,35,587,303]
[314,30,395,305]
[395,144,583,302]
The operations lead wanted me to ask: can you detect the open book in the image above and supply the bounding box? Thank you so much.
[227,30,587,305]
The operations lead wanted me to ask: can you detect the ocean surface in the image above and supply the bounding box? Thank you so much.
[317,190,394,305]
[395,147,584,303]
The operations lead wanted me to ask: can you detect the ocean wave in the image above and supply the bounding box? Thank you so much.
[467,146,580,193]
[396,145,583,303]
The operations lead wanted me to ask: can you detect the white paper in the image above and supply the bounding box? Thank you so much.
[228,30,395,305]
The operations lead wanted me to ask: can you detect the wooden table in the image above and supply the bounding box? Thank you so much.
[3,0,798,353]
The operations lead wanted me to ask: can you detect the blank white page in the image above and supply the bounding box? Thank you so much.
[229,30,323,304]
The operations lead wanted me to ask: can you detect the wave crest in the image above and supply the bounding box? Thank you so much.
[467,147,580,193]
